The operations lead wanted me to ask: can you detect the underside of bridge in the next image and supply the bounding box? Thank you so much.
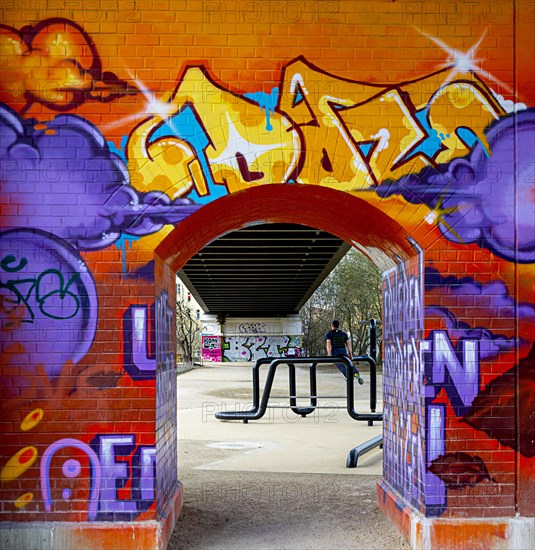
[177,223,351,316]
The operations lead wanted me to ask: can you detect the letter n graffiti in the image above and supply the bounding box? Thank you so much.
[422,331,480,516]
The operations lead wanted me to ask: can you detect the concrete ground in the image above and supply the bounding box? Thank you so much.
[168,361,409,550]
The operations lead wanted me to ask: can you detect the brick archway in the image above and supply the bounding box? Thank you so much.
[156,185,416,273]
[152,184,427,540]
[1,3,533,549]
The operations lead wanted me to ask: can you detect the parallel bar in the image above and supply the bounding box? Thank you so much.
[215,356,382,423]
[289,362,317,416]
[270,395,349,399]
[346,435,383,468]
[267,405,350,410]
[346,319,384,467]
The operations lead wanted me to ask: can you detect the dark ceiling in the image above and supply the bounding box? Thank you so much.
[178,223,351,317]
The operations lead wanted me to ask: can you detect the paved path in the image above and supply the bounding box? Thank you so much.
[168,361,409,550]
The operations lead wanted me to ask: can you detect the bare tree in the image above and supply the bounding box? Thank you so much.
[176,301,200,365]
[300,248,382,362]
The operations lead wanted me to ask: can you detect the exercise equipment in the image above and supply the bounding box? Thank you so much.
[215,354,381,423]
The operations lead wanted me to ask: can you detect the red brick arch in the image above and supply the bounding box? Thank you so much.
[156,184,417,271]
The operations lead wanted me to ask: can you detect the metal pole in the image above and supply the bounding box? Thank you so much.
[346,434,383,468]
[369,318,377,364]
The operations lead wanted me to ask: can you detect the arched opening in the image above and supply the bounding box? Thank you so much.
[156,185,417,275]
[154,185,422,546]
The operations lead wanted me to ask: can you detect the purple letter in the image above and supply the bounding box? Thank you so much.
[123,305,156,380]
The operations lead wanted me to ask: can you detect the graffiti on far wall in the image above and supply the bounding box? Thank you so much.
[202,336,223,362]
[201,335,303,362]
[221,335,303,362]
[239,322,267,334]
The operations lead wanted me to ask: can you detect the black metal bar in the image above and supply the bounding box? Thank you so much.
[358,318,379,365]
[356,318,380,426]
[288,362,296,409]
[346,319,384,459]
[215,356,382,422]
[342,356,381,421]
[346,435,383,468]
[270,395,348,399]
[266,405,356,410]
[233,357,276,423]
[310,362,318,408]
[352,355,377,414]
[251,357,274,413]
[288,362,316,416]
[369,318,377,364]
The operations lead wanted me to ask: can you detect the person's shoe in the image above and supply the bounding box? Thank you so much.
[354,373,364,385]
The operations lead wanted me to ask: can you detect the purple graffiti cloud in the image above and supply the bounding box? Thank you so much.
[425,267,535,359]
[0,103,200,250]
[426,306,516,360]
[425,267,535,321]
[376,110,535,263]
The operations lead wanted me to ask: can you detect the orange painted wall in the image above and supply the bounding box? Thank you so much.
[1,1,534,544]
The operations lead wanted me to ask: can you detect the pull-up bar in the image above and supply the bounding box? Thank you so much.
[214,355,382,423]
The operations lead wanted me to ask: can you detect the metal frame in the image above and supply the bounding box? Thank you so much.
[346,319,384,466]
[215,355,382,423]
[346,434,383,468]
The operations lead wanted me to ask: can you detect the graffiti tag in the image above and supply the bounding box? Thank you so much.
[382,257,426,511]
[41,436,156,522]
[127,59,504,199]
[239,322,267,334]
[0,254,82,323]
[202,336,221,350]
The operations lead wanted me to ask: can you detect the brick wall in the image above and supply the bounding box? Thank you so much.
[0,1,533,548]
[382,253,426,513]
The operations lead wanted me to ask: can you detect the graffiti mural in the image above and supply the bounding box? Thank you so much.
[41,438,102,520]
[154,291,178,517]
[0,3,534,547]
[123,57,506,197]
[220,335,303,362]
[0,19,133,112]
[375,112,535,263]
[0,103,201,251]
[0,229,97,378]
[382,254,426,512]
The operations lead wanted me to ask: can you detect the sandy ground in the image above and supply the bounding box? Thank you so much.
[168,362,410,550]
